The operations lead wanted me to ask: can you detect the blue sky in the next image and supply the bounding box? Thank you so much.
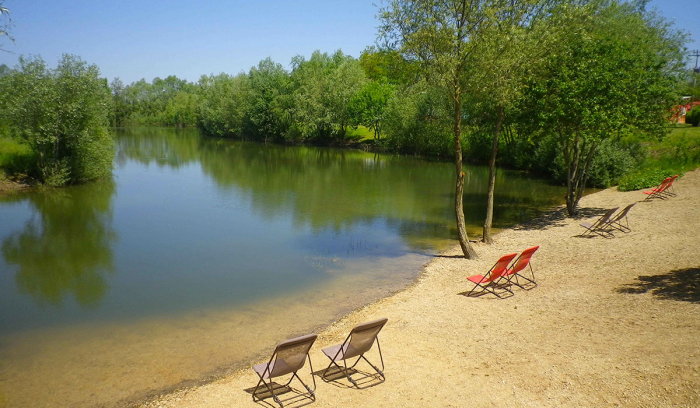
[0,0,697,85]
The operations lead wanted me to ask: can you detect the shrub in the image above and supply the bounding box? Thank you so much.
[686,107,700,127]
[618,168,681,191]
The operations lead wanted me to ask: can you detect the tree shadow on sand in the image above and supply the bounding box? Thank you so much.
[512,206,609,231]
[617,267,700,303]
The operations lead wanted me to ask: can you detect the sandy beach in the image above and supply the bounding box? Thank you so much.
[139,169,700,408]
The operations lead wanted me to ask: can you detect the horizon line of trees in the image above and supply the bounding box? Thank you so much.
[0,0,694,259]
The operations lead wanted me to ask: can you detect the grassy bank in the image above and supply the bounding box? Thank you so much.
[618,124,700,191]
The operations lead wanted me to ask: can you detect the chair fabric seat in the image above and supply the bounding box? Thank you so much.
[253,359,294,380]
[467,274,487,284]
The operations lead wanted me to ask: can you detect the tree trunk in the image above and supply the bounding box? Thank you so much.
[483,104,504,244]
[453,90,477,259]
[565,135,597,216]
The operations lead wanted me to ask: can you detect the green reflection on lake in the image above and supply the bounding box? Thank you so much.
[1,181,116,308]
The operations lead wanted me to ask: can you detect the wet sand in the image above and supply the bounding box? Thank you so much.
[138,169,700,408]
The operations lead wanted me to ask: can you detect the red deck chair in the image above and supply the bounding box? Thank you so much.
[466,253,518,298]
[661,174,679,197]
[643,177,672,201]
[252,334,317,407]
[503,246,539,290]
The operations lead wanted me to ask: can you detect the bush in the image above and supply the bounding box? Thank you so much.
[686,107,700,127]
[618,168,681,191]
[0,55,113,185]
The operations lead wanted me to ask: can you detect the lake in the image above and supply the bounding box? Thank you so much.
[0,127,565,407]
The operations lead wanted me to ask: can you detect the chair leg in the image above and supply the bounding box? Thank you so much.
[252,376,283,407]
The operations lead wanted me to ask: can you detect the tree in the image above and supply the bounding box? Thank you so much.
[0,55,114,185]
[248,58,290,142]
[380,0,496,259]
[468,0,551,243]
[518,0,686,215]
[349,79,396,140]
[196,73,252,138]
[289,50,367,142]
[0,2,13,52]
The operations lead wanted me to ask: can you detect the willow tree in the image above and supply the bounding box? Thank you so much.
[380,0,499,259]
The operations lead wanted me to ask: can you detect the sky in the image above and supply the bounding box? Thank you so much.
[0,0,698,85]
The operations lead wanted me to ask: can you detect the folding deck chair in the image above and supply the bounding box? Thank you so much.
[607,203,635,233]
[466,253,518,298]
[643,176,674,201]
[252,333,318,407]
[662,174,679,197]
[579,207,618,238]
[503,246,539,290]
[322,318,388,388]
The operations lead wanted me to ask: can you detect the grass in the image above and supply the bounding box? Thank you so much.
[345,125,375,142]
[0,136,34,178]
[618,124,700,191]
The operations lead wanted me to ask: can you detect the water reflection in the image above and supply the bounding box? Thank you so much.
[114,127,565,244]
[1,180,116,308]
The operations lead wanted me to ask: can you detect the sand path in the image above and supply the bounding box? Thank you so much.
[140,169,700,408]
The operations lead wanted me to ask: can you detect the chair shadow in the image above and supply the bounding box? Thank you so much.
[312,366,384,389]
[458,285,514,299]
[616,267,700,303]
[513,206,608,231]
[243,381,315,408]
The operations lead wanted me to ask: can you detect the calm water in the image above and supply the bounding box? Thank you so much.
[0,128,565,407]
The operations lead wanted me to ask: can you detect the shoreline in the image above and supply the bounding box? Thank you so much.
[138,168,700,408]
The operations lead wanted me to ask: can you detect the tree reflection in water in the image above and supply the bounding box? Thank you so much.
[1,180,116,308]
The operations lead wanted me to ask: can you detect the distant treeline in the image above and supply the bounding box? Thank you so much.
[1,0,697,189]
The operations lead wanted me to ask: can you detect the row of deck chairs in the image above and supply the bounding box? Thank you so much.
[466,246,539,299]
[643,175,678,201]
[579,203,635,238]
[252,317,388,407]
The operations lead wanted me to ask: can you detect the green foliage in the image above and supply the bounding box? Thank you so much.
[515,0,686,214]
[686,107,700,126]
[289,50,367,142]
[196,73,252,138]
[382,83,453,157]
[348,79,395,139]
[0,136,34,176]
[247,58,291,142]
[618,168,679,191]
[618,126,700,191]
[0,55,114,186]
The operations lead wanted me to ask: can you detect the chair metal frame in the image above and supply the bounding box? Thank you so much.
[579,207,618,238]
[503,246,539,290]
[321,318,388,388]
[607,203,635,233]
[252,334,317,407]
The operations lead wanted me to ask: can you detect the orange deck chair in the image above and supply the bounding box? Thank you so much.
[466,253,518,298]
[252,334,318,407]
[643,176,673,201]
[504,246,540,290]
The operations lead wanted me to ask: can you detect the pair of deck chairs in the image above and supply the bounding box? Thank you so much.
[579,203,635,238]
[643,175,678,201]
[251,318,387,407]
[466,246,539,299]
